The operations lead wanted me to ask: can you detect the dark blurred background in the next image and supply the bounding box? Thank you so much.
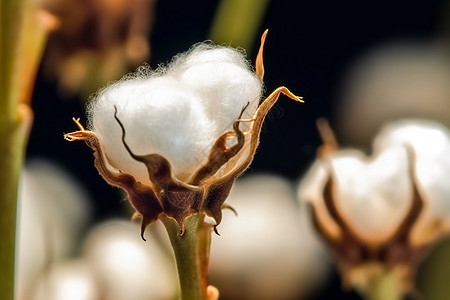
[27,0,447,299]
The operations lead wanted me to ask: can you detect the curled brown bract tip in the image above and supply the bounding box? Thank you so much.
[200,86,303,228]
[64,117,96,141]
[256,29,268,80]
[222,204,238,217]
[226,86,303,181]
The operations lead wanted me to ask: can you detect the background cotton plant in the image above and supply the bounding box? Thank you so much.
[65,31,302,300]
[299,118,450,300]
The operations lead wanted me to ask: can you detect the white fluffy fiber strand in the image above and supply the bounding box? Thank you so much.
[90,45,262,184]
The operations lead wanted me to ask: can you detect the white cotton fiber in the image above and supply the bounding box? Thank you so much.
[331,147,412,246]
[179,61,261,134]
[299,147,412,247]
[373,119,450,245]
[89,44,262,184]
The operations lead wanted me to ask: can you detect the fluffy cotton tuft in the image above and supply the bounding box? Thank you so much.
[373,119,450,245]
[300,119,450,247]
[299,147,412,246]
[89,45,262,184]
[332,147,412,245]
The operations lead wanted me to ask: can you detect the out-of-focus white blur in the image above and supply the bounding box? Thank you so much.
[336,41,450,148]
[209,174,330,300]
[32,260,99,300]
[81,220,176,300]
[16,159,92,300]
[27,220,177,300]
[16,160,177,300]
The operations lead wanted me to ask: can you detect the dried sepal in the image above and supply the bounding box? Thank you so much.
[198,86,302,228]
[190,102,249,186]
[65,119,163,240]
[114,106,204,235]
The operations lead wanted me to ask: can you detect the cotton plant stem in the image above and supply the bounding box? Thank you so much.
[1,0,52,298]
[209,0,270,52]
[0,110,30,300]
[162,214,213,300]
[364,269,402,300]
[1,1,28,298]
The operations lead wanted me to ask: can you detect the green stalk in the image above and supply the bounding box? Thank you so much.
[162,214,213,300]
[1,1,27,299]
[0,113,30,300]
[1,0,51,298]
[209,0,270,52]
[363,267,402,300]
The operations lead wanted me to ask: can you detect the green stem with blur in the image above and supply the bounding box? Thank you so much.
[162,214,215,300]
[1,0,52,298]
[363,267,402,300]
[209,0,270,52]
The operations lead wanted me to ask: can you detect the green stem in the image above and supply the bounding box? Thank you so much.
[0,110,30,300]
[162,214,213,300]
[365,268,402,300]
[1,0,49,297]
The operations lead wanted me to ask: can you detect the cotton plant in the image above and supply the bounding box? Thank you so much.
[298,119,450,300]
[65,30,302,300]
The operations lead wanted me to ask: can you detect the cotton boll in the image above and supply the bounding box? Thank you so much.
[89,44,263,183]
[373,119,450,245]
[91,76,215,182]
[299,147,412,247]
[16,160,91,300]
[82,220,176,300]
[210,174,329,300]
[32,260,98,300]
[332,147,412,246]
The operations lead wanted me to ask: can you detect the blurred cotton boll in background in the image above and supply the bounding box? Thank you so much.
[336,41,450,148]
[81,220,177,300]
[16,159,92,300]
[32,260,99,300]
[209,174,330,300]
[373,119,450,246]
[298,118,450,297]
[40,0,156,97]
[26,220,177,300]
